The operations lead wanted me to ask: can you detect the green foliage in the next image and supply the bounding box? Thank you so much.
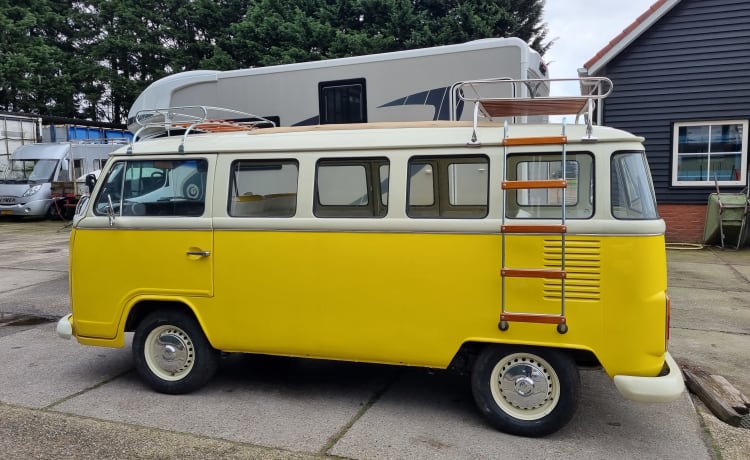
[0,0,550,124]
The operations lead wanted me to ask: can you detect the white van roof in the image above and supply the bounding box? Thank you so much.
[118,121,643,157]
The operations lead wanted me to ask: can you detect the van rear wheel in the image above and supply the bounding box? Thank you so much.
[133,310,219,394]
[471,345,579,437]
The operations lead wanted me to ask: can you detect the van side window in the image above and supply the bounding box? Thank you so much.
[93,159,207,217]
[407,155,488,218]
[505,153,594,219]
[611,152,659,219]
[314,157,389,217]
[228,160,299,217]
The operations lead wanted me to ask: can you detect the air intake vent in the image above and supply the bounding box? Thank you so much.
[543,239,601,301]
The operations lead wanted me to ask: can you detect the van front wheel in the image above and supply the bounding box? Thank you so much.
[471,345,579,437]
[133,310,219,394]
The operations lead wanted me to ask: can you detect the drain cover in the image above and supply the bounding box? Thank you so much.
[741,414,750,430]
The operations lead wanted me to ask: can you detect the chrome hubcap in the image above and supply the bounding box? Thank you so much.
[146,326,195,379]
[500,360,550,409]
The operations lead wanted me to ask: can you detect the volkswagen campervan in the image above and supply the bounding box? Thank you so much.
[58,78,684,437]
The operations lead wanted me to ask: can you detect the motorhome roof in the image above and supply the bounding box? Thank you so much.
[117,121,643,156]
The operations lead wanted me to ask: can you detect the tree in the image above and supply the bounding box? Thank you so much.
[224,0,550,67]
[0,0,550,123]
[0,0,80,117]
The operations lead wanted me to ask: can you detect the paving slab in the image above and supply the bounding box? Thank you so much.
[0,276,70,318]
[0,403,319,460]
[0,267,65,293]
[330,368,709,460]
[669,285,750,335]
[54,354,394,454]
[0,324,131,409]
[670,328,750,399]
[668,260,750,291]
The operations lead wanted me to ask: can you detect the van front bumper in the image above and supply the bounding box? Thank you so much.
[613,352,685,402]
[56,313,73,339]
[0,199,52,217]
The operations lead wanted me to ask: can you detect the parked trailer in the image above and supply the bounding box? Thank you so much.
[0,113,42,174]
[42,124,133,144]
[128,38,548,137]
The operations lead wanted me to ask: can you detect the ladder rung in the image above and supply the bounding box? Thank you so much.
[501,313,566,325]
[502,135,567,146]
[502,179,567,190]
[501,224,567,233]
[502,268,566,279]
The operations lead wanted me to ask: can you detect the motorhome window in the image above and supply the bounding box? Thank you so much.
[94,159,107,170]
[505,153,594,219]
[228,160,299,217]
[58,158,70,181]
[319,78,367,124]
[314,157,388,217]
[611,152,659,220]
[407,155,488,218]
[73,159,83,179]
[93,159,207,217]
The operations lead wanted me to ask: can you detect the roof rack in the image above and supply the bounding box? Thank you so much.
[450,77,613,144]
[129,106,277,153]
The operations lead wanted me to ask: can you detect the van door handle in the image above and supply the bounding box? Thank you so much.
[186,250,210,257]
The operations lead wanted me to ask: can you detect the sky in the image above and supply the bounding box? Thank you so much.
[542,0,658,96]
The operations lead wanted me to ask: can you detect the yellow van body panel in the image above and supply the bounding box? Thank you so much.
[69,224,667,378]
[69,227,212,339]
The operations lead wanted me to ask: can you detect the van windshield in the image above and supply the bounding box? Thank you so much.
[2,159,59,183]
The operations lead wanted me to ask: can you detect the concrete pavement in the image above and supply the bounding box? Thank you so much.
[1,219,745,459]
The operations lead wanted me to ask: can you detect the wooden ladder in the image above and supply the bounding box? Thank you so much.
[499,122,569,334]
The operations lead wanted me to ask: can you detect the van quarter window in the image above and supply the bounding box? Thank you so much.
[228,160,299,217]
[407,155,489,218]
[505,153,594,219]
[93,159,208,217]
[314,157,388,217]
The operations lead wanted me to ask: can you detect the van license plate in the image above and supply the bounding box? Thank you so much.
[1,210,12,215]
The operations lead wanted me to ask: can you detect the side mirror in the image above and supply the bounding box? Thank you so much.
[85,174,97,193]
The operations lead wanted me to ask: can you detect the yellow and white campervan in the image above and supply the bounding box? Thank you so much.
[58,78,684,437]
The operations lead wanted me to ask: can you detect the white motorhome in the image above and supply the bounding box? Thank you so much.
[0,143,120,218]
[128,38,548,136]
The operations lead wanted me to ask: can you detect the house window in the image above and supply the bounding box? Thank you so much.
[672,120,748,186]
[319,78,367,124]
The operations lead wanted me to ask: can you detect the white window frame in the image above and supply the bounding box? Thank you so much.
[672,120,748,187]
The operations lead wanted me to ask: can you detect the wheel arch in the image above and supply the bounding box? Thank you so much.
[448,340,600,374]
[124,299,200,334]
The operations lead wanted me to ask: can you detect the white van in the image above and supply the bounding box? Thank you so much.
[0,142,117,218]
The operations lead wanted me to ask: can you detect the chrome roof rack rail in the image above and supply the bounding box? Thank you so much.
[452,77,613,145]
[128,106,277,153]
